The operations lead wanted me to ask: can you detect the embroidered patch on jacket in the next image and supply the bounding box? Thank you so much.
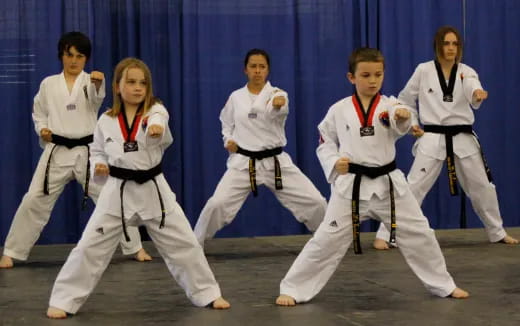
[105,137,113,143]
[141,116,149,131]
[378,111,390,128]
[329,220,338,227]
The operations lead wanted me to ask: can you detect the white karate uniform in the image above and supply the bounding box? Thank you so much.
[49,104,222,313]
[279,95,457,302]
[2,71,142,261]
[194,82,327,245]
[376,61,506,242]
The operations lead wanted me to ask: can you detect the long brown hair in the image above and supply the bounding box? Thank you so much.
[105,57,159,117]
[433,26,463,63]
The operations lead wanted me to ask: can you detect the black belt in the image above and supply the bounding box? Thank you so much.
[349,161,397,254]
[236,146,283,196]
[423,125,493,192]
[44,134,94,209]
[109,164,165,242]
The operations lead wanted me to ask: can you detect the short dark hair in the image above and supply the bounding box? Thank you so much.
[57,31,92,61]
[348,48,384,74]
[433,26,463,63]
[244,48,270,68]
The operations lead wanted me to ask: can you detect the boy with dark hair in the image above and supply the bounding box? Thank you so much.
[0,32,150,269]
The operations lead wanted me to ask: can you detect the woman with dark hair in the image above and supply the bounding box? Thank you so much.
[374,26,518,250]
[194,49,327,246]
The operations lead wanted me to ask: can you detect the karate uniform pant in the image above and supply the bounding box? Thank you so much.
[280,188,457,303]
[49,202,222,314]
[376,151,506,243]
[194,164,327,246]
[2,149,141,260]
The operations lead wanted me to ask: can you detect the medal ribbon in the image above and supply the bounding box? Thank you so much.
[434,60,457,101]
[352,92,381,128]
[118,107,142,143]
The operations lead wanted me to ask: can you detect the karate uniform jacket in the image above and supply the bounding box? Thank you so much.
[317,95,412,200]
[91,103,177,220]
[399,61,484,160]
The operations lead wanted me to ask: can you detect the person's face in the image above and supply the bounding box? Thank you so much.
[348,61,384,99]
[118,67,147,107]
[62,46,87,77]
[441,32,458,62]
[244,54,269,85]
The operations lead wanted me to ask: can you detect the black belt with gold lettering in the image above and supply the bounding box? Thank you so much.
[423,124,492,193]
[109,163,165,242]
[44,134,94,209]
[348,161,397,254]
[236,146,283,196]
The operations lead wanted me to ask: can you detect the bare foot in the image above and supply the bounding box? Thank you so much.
[373,238,390,250]
[134,248,152,262]
[499,235,519,245]
[276,294,296,306]
[449,287,469,299]
[0,255,14,269]
[212,297,231,309]
[47,306,67,319]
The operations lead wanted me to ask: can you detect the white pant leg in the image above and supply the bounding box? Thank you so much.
[370,189,457,297]
[280,189,355,303]
[3,152,74,260]
[455,154,506,242]
[74,154,142,255]
[194,168,251,245]
[49,209,123,314]
[263,164,327,232]
[375,221,391,241]
[407,152,444,205]
[144,202,222,307]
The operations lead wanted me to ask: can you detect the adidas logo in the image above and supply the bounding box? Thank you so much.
[105,137,113,143]
[420,168,427,173]
[96,227,104,235]
[329,220,338,227]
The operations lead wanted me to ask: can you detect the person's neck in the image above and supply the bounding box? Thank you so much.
[357,93,376,111]
[63,71,80,93]
[124,103,140,123]
[247,82,265,95]
[437,57,456,78]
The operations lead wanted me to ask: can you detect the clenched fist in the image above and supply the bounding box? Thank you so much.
[334,157,350,175]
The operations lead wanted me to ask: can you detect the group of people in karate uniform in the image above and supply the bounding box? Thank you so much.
[0,26,517,319]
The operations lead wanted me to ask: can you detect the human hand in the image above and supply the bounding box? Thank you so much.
[94,163,109,176]
[473,89,488,102]
[148,124,164,138]
[40,128,52,142]
[225,140,238,153]
[411,125,424,138]
[394,108,410,121]
[90,71,104,91]
[272,96,286,109]
[334,157,349,174]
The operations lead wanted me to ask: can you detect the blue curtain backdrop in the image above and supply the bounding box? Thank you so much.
[1,0,518,245]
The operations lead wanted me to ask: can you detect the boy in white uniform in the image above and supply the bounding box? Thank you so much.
[276,48,468,307]
[374,26,518,249]
[194,49,326,246]
[0,32,150,269]
[47,58,230,319]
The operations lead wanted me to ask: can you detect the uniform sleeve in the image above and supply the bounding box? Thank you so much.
[388,98,412,136]
[90,119,109,185]
[461,65,484,110]
[145,104,172,148]
[86,76,106,113]
[266,89,289,117]
[398,65,422,126]
[32,79,48,136]
[219,96,235,147]
[316,108,341,184]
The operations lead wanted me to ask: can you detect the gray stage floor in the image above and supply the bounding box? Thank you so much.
[1,227,519,326]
